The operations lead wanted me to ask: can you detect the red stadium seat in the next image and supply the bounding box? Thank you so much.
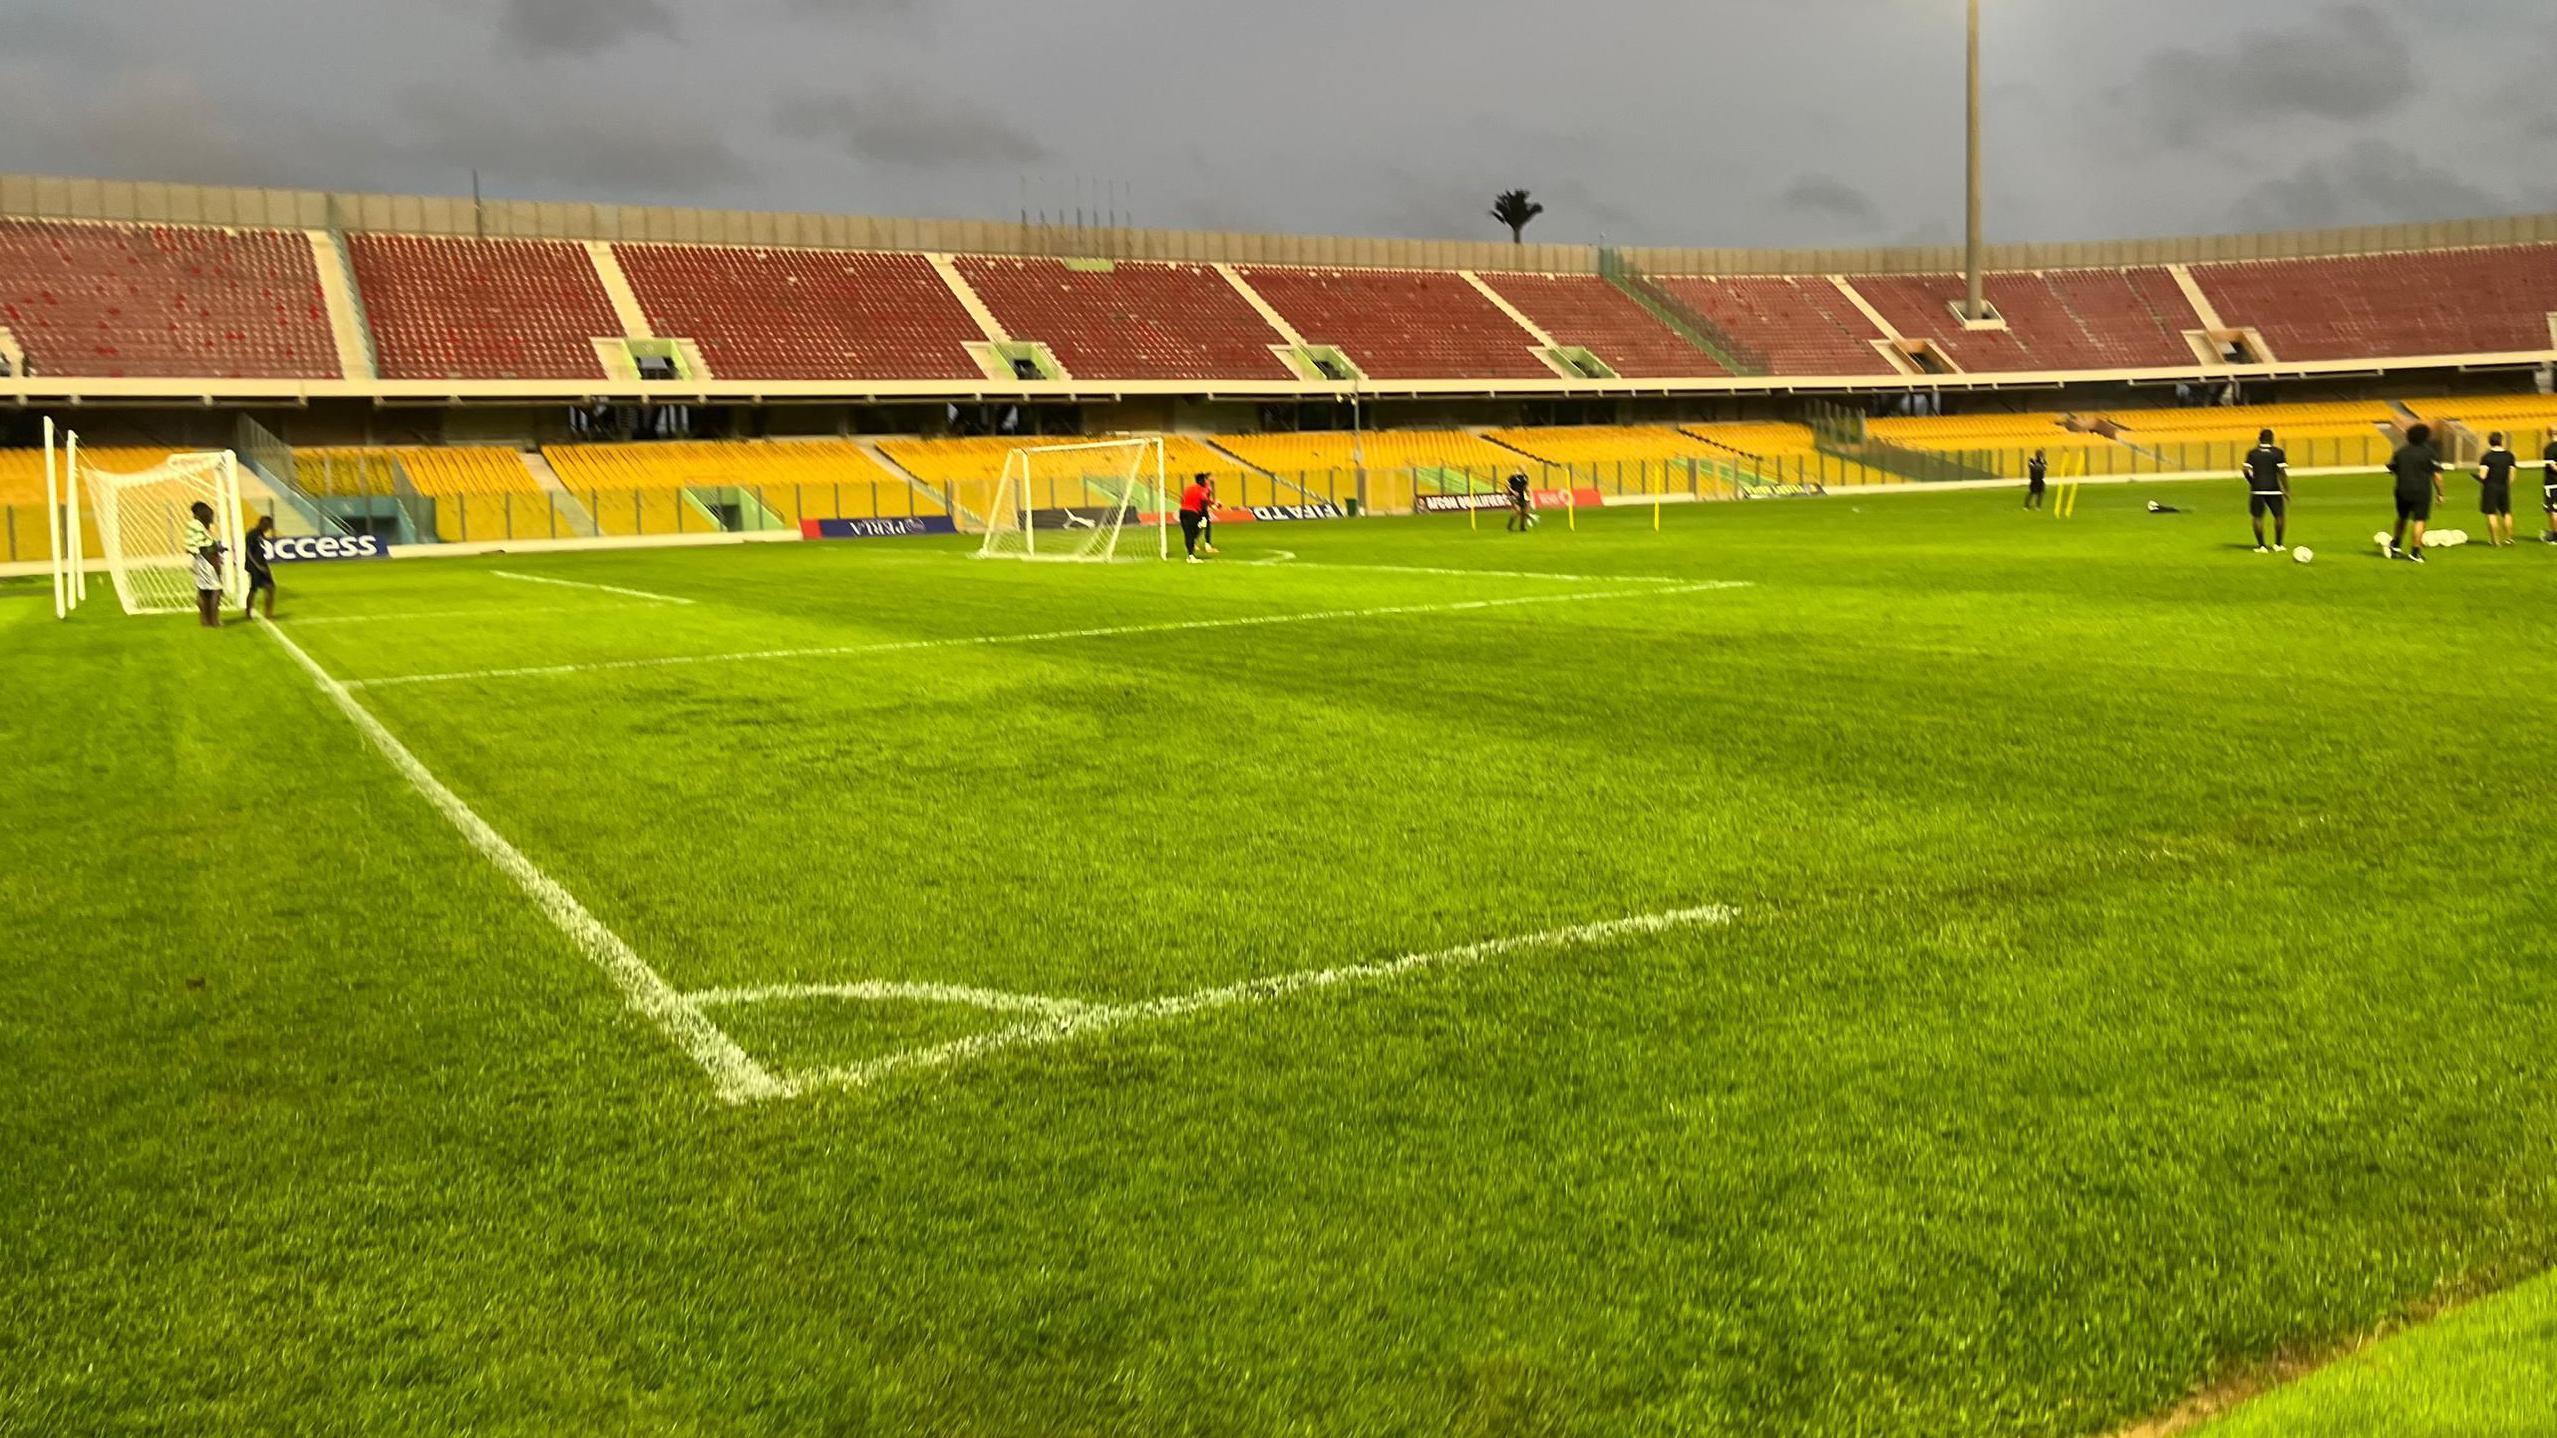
[1654,276,1898,376]
[1848,268,2205,371]
[957,257,1292,380]
[616,245,985,380]
[1475,273,1725,378]
[348,234,621,380]
[0,219,337,379]
[1236,266,1553,379]
[2195,246,2557,361]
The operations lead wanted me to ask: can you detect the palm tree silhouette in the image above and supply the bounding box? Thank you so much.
[1489,190,1545,245]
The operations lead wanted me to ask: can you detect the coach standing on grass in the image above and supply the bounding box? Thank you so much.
[2385,424,2446,564]
[2476,433,2519,548]
[2026,450,2048,509]
[2245,429,2289,552]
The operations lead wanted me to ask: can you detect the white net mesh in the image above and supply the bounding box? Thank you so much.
[976,439,1167,563]
[87,451,245,615]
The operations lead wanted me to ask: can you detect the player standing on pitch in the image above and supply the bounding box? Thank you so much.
[185,500,225,628]
[2384,424,2445,563]
[243,513,278,621]
[1505,472,1533,531]
[1179,472,1211,563]
[2543,432,2557,544]
[2026,450,2048,509]
[2245,429,2289,552]
[2475,432,2518,548]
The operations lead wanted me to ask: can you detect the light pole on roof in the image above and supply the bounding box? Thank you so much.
[1965,0,1987,321]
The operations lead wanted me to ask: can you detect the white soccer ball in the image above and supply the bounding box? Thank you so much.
[2293,547,2314,564]
[2374,530,2392,547]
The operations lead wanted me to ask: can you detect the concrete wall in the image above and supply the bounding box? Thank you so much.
[9,171,2556,276]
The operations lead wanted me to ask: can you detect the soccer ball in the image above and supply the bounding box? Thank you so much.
[2373,530,2392,547]
[2293,547,2314,564]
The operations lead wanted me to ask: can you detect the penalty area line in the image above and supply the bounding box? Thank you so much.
[492,569,697,604]
[344,580,1753,690]
[688,979,1095,1020]
[287,601,679,626]
[259,621,784,1104]
[790,904,1740,1095]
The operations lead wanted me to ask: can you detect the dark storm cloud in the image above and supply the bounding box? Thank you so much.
[2232,141,2512,231]
[498,0,677,56]
[782,0,928,18]
[2,1,2548,246]
[1780,178,1884,233]
[773,88,1048,169]
[2129,3,2411,149]
[406,87,753,192]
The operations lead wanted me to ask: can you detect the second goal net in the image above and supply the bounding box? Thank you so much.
[87,449,248,615]
[975,437,1169,563]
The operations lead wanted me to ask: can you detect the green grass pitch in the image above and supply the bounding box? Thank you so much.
[4,476,2553,1436]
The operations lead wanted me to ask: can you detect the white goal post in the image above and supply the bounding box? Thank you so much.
[974,437,1170,563]
[77,440,249,616]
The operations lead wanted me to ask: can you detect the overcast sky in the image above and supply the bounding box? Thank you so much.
[5,1,2552,248]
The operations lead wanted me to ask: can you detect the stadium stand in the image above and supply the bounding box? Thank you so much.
[1655,277,1899,376]
[347,234,622,379]
[1851,270,2203,371]
[1236,267,1554,378]
[1488,425,1753,497]
[0,220,337,379]
[2194,246,2557,360]
[615,245,987,380]
[955,258,1293,380]
[545,440,930,527]
[1209,429,1522,478]
[874,434,1297,511]
[300,445,546,542]
[1476,274,1724,378]
[1676,422,1908,489]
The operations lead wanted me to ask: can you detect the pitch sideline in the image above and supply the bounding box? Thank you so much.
[343,580,1754,690]
[260,620,785,1104]
[492,569,697,604]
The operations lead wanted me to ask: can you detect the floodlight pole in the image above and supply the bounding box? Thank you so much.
[1964,0,1987,321]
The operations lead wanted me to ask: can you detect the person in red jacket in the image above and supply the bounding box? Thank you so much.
[1179,474,1212,563]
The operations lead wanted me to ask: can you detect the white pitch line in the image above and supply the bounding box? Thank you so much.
[344,580,1751,690]
[492,569,696,605]
[1285,561,1689,584]
[688,979,1095,1020]
[288,602,675,626]
[792,904,1740,1094]
[260,621,785,1104]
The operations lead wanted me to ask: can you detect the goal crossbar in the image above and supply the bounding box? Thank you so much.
[974,437,1169,564]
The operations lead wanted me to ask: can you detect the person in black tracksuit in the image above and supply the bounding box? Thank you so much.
[2475,433,2518,548]
[243,514,278,620]
[2385,425,2445,563]
[1505,473,1533,531]
[2244,429,2289,552]
[2543,435,2557,544]
[2025,451,2047,509]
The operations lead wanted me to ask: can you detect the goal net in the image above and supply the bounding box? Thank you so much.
[86,449,247,615]
[975,437,1169,563]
